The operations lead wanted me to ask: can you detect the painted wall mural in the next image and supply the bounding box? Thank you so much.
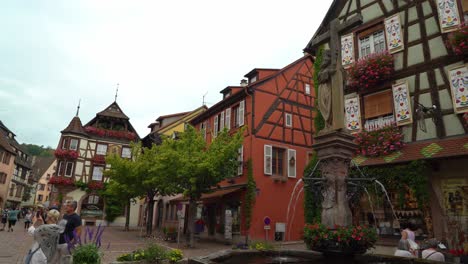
[341,33,355,68]
[448,65,468,113]
[385,14,404,54]
[437,0,461,33]
[345,96,361,132]
[392,81,413,126]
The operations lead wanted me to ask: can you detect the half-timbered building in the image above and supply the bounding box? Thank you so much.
[185,55,314,242]
[305,0,468,245]
[50,101,140,226]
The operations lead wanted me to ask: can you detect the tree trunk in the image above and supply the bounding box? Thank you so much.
[125,199,131,231]
[146,191,155,237]
[186,198,197,247]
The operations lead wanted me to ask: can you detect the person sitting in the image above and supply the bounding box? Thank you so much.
[422,238,445,262]
[25,209,66,264]
[394,239,414,258]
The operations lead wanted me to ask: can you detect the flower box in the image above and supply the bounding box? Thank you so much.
[446,24,468,55]
[92,155,106,164]
[54,149,79,160]
[354,125,404,157]
[304,224,377,254]
[88,181,105,190]
[49,176,75,186]
[347,51,394,90]
[85,126,137,141]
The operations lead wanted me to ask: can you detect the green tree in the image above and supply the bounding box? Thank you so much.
[151,126,243,247]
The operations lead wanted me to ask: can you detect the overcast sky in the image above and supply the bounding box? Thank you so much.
[0,1,332,148]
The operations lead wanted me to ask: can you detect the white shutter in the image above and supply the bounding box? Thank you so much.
[341,33,355,68]
[264,145,272,175]
[237,145,244,176]
[288,149,296,178]
[213,115,218,138]
[225,108,231,130]
[344,96,362,132]
[384,14,404,54]
[392,81,413,126]
[239,100,245,126]
[220,112,225,131]
[436,0,461,33]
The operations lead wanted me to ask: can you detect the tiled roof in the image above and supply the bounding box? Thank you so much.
[353,135,468,166]
[97,102,129,120]
[0,134,15,154]
[61,116,87,136]
[31,156,55,180]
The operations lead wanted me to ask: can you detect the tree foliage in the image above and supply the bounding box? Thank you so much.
[21,144,53,157]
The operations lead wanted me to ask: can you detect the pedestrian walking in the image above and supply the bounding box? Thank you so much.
[24,209,65,264]
[7,207,20,232]
[0,208,7,231]
[421,238,445,262]
[24,210,33,230]
[57,200,82,264]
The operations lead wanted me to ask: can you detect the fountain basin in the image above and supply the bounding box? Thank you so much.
[188,249,446,264]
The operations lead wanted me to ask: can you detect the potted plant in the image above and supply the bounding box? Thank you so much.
[354,125,404,157]
[446,24,468,55]
[72,243,101,264]
[346,51,394,90]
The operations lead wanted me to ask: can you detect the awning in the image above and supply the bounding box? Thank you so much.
[169,186,244,203]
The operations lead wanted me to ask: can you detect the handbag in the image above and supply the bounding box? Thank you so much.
[24,247,41,264]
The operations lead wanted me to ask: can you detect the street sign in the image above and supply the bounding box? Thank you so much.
[264,225,271,230]
[263,216,271,225]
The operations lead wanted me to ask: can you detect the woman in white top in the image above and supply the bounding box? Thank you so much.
[421,239,445,262]
[394,239,414,258]
[25,209,65,264]
[401,221,416,241]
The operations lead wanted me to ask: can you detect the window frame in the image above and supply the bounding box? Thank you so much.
[271,147,286,177]
[64,161,74,177]
[121,147,132,159]
[69,138,79,150]
[285,113,292,127]
[92,166,104,181]
[354,21,387,59]
[96,143,108,156]
[305,83,311,95]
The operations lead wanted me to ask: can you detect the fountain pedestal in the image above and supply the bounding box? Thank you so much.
[312,130,358,228]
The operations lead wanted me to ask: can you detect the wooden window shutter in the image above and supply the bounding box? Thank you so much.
[384,14,404,54]
[341,33,355,68]
[264,145,272,175]
[237,145,244,176]
[287,149,296,178]
[225,108,231,130]
[239,100,245,126]
[220,112,225,131]
[213,115,218,138]
[364,90,393,119]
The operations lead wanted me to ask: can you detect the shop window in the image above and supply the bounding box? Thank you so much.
[363,90,395,131]
[96,144,108,155]
[92,166,104,181]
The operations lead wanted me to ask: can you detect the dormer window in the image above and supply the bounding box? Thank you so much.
[250,75,257,83]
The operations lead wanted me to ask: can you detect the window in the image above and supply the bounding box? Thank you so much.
[46,174,50,180]
[213,115,219,138]
[237,146,244,176]
[61,138,69,149]
[285,113,292,127]
[38,194,43,202]
[201,122,207,140]
[92,166,104,181]
[0,172,6,184]
[57,161,65,176]
[96,144,108,155]
[121,147,131,158]
[88,195,99,204]
[15,185,22,198]
[231,100,245,128]
[250,75,257,83]
[2,152,11,164]
[363,90,394,131]
[64,162,74,177]
[9,184,15,196]
[38,184,45,191]
[272,147,286,176]
[225,108,231,130]
[358,29,386,58]
[69,139,79,150]
[305,83,311,95]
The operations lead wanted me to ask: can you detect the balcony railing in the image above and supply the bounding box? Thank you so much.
[12,174,28,185]
[364,115,395,131]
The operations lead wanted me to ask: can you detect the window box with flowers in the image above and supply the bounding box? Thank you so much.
[49,176,75,186]
[304,223,377,254]
[54,149,79,160]
[87,181,105,191]
[446,24,468,56]
[354,125,404,157]
[84,126,137,141]
[92,155,106,165]
[346,51,394,90]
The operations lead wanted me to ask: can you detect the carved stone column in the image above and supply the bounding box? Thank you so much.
[312,130,358,228]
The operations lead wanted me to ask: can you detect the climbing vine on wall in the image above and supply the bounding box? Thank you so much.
[244,159,256,236]
[313,46,325,134]
[303,151,322,223]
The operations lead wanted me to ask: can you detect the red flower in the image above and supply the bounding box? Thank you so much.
[347,51,394,89]
[54,149,79,160]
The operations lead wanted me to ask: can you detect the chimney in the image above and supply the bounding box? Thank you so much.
[240,79,248,87]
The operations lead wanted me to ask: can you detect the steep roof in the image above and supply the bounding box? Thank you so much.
[96,101,129,120]
[61,116,87,136]
[0,133,15,154]
[31,156,55,180]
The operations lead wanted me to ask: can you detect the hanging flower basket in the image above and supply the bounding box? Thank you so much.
[346,51,394,90]
[49,176,75,186]
[304,224,377,254]
[54,149,79,160]
[354,125,404,157]
[85,126,136,141]
[446,24,468,55]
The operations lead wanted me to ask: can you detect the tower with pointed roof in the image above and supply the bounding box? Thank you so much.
[50,101,140,225]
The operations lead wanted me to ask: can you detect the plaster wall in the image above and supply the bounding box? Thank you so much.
[0,153,15,209]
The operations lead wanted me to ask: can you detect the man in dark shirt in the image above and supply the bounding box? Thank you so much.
[57,200,82,263]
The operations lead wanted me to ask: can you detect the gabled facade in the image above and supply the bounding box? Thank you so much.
[305,0,468,244]
[0,121,33,209]
[50,101,140,226]
[32,156,56,207]
[186,55,314,242]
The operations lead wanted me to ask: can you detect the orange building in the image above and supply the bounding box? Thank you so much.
[187,55,315,242]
